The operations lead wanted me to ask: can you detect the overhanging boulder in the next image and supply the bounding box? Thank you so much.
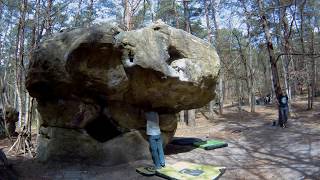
[26,21,220,165]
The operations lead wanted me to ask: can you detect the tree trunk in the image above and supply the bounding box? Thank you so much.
[25,7,39,129]
[205,0,216,116]
[309,21,315,110]
[315,24,318,96]
[249,43,255,112]
[123,0,131,30]
[0,71,9,109]
[88,0,94,25]
[46,0,53,35]
[180,0,195,126]
[237,79,242,111]
[257,0,282,100]
[212,0,224,115]
[299,0,306,56]
[0,15,11,109]
[24,93,30,127]
[240,0,255,112]
[233,32,250,105]
[74,0,83,27]
[146,0,155,22]
[173,0,179,28]
[183,0,191,33]
[261,57,268,95]
[36,0,45,45]
[29,98,35,136]
[279,5,293,111]
[204,0,211,43]
[298,1,311,109]
[15,0,28,129]
[15,79,23,129]
[311,58,315,108]
[187,110,196,126]
[143,0,146,23]
[281,5,294,100]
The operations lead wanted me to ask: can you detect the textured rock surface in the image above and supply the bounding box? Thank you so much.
[37,128,151,165]
[26,21,220,164]
[27,21,219,111]
[4,107,18,136]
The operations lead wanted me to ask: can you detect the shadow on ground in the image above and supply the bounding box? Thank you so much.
[168,99,320,179]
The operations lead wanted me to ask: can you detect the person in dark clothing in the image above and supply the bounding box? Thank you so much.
[264,94,271,104]
[278,91,289,128]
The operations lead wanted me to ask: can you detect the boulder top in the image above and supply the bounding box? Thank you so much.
[26,21,220,112]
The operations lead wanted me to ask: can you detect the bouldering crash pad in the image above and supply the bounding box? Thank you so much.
[170,137,202,146]
[136,166,156,176]
[156,161,225,180]
[193,140,228,150]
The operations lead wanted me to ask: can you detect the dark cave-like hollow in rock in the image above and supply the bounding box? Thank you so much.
[84,114,122,142]
[167,45,185,65]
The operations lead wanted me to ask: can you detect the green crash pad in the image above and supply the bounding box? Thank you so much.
[156,161,225,180]
[136,167,156,176]
[193,140,228,150]
[170,137,203,146]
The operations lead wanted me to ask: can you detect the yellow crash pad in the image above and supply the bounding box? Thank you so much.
[156,161,225,180]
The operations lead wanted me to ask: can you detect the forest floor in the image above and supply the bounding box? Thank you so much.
[0,96,319,180]
[167,96,320,180]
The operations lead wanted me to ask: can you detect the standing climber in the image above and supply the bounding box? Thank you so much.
[278,91,289,128]
[145,111,165,169]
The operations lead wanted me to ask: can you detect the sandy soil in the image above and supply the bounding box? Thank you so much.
[1,97,319,180]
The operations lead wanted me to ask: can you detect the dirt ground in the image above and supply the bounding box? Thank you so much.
[167,96,320,180]
[1,97,320,180]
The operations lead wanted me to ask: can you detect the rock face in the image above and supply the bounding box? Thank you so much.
[4,107,19,136]
[0,149,18,180]
[26,21,220,165]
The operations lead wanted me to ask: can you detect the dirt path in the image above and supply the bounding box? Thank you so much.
[167,97,320,180]
[1,97,319,179]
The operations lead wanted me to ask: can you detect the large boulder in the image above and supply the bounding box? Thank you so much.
[0,149,18,180]
[26,21,220,165]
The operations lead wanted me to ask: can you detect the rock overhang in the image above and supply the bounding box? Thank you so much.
[27,21,220,112]
[25,21,220,163]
